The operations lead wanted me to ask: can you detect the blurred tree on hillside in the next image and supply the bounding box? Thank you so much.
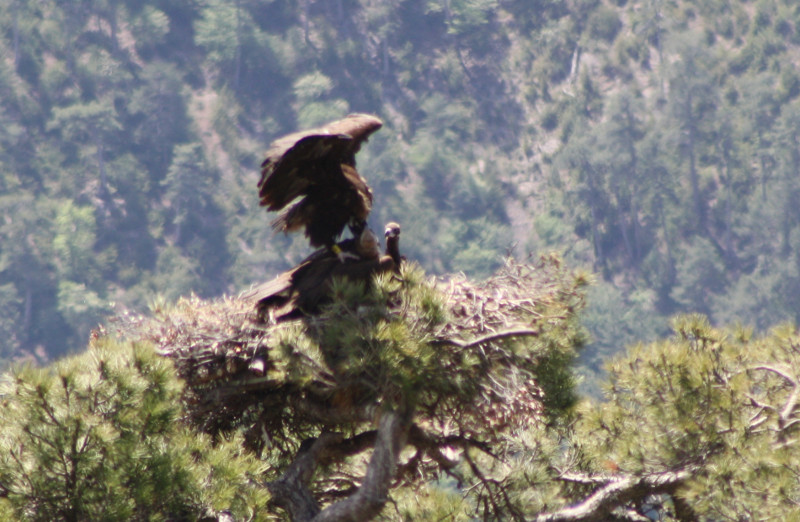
[0,0,799,371]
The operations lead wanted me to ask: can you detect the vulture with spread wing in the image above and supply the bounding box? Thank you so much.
[245,114,404,322]
[258,113,383,253]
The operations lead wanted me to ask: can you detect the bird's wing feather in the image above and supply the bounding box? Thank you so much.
[259,134,350,210]
[257,114,382,247]
[240,270,294,304]
[258,114,382,210]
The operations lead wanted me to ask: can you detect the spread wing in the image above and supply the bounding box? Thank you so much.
[243,248,395,323]
[258,113,383,247]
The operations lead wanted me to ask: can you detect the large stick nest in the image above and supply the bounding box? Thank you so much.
[109,256,587,461]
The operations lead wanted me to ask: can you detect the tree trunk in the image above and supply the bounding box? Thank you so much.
[590,201,606,276]
[94,128,108,197]
[268,406,412,522]
[314,409,410,521]
[234,0,242,91]
[685,92,704,231]
[12,1,20,66]
[720,140,735,265]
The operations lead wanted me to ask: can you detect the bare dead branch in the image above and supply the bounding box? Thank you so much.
[748,365,800,439]
[749,365,797,385]
[537,468,694,522]
[780,385,800,429]
[432,328,540,349]
[559,472,616,485]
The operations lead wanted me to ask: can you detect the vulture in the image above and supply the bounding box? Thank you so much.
[258,113,383,256]
[384,222,403,271]
[245,223,402,322]
[246,113,404,322]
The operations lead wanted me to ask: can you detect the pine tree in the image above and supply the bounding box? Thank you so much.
[0,339,269,520]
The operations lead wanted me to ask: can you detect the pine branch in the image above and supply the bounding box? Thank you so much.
[749,365,800,439]
[536,468,694,522]
[266,432,344,521]
[408,424,498,461]
[313,407,412,522]
[266,406,413,522]
[432,328,540,349]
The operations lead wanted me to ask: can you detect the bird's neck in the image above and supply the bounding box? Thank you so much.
[386,237,401,266]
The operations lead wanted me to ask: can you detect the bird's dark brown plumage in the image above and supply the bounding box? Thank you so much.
[249,114,399,322]
[384,222,403,272]
[244,224,400,323]
[258,114,383,248]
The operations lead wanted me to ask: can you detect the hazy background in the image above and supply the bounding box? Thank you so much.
[2,0,800,394]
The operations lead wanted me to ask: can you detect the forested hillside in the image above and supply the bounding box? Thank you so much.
[2,0,800,370]
[6,2,800,519]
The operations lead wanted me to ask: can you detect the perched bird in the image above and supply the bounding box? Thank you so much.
[258,113,383,258]
[383,222,403,271]
[244,223,400,323]
[248,114,402,322]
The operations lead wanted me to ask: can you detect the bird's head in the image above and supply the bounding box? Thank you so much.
[384,222,401,240]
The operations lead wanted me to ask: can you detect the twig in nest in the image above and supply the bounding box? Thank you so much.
[431,328,539,349]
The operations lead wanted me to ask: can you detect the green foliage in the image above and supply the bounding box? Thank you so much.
[670,237,727,315]
[0,339,269,520]
[441,0,499,37]
[378,482,470,521]
[314,266,447,401]
[572,316,800,519]
[586,5,623,43]
[152,245,204,302]
[52,201,100,285]
[0,0,800,419]
[114,256,586,519]
[129,6,171,56]
[48,99,122,144]
[0,283,22,360]
[583,315,737,472]
[128,61,189,174]
[159,142,230,297]
[56,280,109,348]
[578,281,666,395]
[293,71,350,128]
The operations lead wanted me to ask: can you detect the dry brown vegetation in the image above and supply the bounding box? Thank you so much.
[106,256,587,519]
